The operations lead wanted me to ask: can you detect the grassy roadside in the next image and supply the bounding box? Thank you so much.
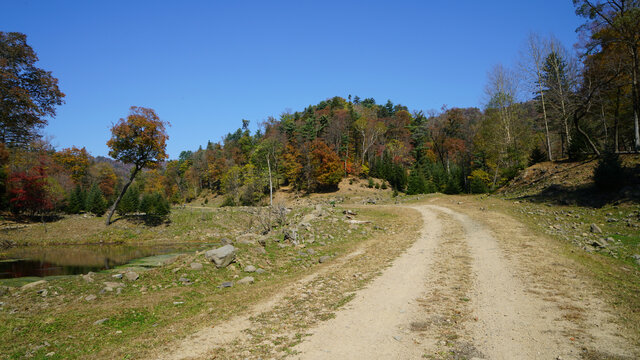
[433,194,640,344]
[0,204,415,359]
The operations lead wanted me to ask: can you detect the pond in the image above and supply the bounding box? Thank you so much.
[0,243,212,279]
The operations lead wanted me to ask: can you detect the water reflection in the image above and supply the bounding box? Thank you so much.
[0,243,207,279]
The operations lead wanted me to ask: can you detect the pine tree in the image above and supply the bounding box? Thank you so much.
[117,186,140,215]
[66,185,86,214]
[406,167,426,195]
[86,184,107,216]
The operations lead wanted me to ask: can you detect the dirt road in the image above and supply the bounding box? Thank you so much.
[160,202,637,359]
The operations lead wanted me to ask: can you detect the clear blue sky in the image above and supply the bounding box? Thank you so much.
[2,0,582,159]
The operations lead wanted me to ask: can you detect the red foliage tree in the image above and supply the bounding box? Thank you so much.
[310,140,344,190]
[8,164,52,215]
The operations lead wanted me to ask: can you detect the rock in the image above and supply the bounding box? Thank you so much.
[21,280,47,290]
[45,352,55,357]
[257,236,267,247]
[318,256,330,264]
[244,265,256,273]
[591,240,605,248]
[190,262,203,270]
[85,294,97,301]
[237,276,254,285]
[632,254,640,265]
[283,228,299,242]
[179,277,192,284]
[307,248,316,256]
[237,233,257,245]
[220,238,233,245]
[37,289,48,297]
[82,274,94,283]
[343,210,357,216]
[103,281,124,289]
[0,286,9,296]
[590,224,603,234]
[124,271,139,281]
[255,268,266,274]
[93,318,109,325]
[112,273,123,279]
[219,281,234,288]
[205,245,236,268]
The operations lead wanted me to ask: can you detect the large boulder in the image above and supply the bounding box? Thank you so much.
[205,245,236,268]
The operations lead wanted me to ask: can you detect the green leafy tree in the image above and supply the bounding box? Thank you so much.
[0,32,65,146]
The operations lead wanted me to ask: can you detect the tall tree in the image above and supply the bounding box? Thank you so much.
[0,32,65,146]
[105,107,169,225]
[574,0,640,150]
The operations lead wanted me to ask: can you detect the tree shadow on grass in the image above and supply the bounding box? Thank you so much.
[111,214,171,227]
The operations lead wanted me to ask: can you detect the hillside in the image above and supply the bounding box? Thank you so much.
[499,155,640,207]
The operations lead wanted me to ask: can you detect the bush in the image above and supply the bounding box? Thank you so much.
[367,178,375,188]
[86,184,107,216]
[381,182,387,190]
[468,169,491,194]
[593,150,626,192]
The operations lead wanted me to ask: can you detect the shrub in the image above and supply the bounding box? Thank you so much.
[381,182,388,190]
[367,178,375,188]
[593,150,626,192]
[140,192,171,215]
[443,177,462,195]
[468,169,491,194]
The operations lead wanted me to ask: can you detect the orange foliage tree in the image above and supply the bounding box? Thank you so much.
[53,146,90,184]
[105,107,169,225]
[310,140,344,190]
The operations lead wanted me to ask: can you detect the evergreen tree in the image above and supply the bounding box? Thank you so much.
[117,186,140,215]
[406,167,426,195]
[86,183,107,216]
[66,185,86,214]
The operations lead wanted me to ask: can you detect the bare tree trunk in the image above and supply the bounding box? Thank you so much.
[573,113,600,156]
[632,48,640,151]
[267,155,273,207]
[105,166,139,225]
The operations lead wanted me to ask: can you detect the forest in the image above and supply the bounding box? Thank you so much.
[1,0,639,220]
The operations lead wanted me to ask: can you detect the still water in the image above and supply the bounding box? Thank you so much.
[0,243,210,279]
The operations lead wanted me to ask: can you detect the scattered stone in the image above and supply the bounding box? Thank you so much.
[85,294,97,301]
[205,245,236,268]
[590,224,603,234]
[257,236,267,247]
[103,282,124,289]
[21,280,47,290]
[307,248,316,256]
[179,277,192,285]
[190,262,203,270]
[82,274,94,283]
[0,286,9,296]
[93,318,109,325]
[37,289,48,297]
[591,240,605,248]
[111,273,123,279]
[343,210,357,216]
[318,256,330,264]
[632,254,640,265]
[284,228,299,242]
[173,301,184,305]
[220,238,233,245]
[45,352,55,357]
[124,271,139,281]
[255,268,266,274]
[219,281,234,288]
[244,265,256,273]
[237,276,254,285]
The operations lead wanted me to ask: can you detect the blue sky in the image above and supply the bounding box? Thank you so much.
[2,0,583,159]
